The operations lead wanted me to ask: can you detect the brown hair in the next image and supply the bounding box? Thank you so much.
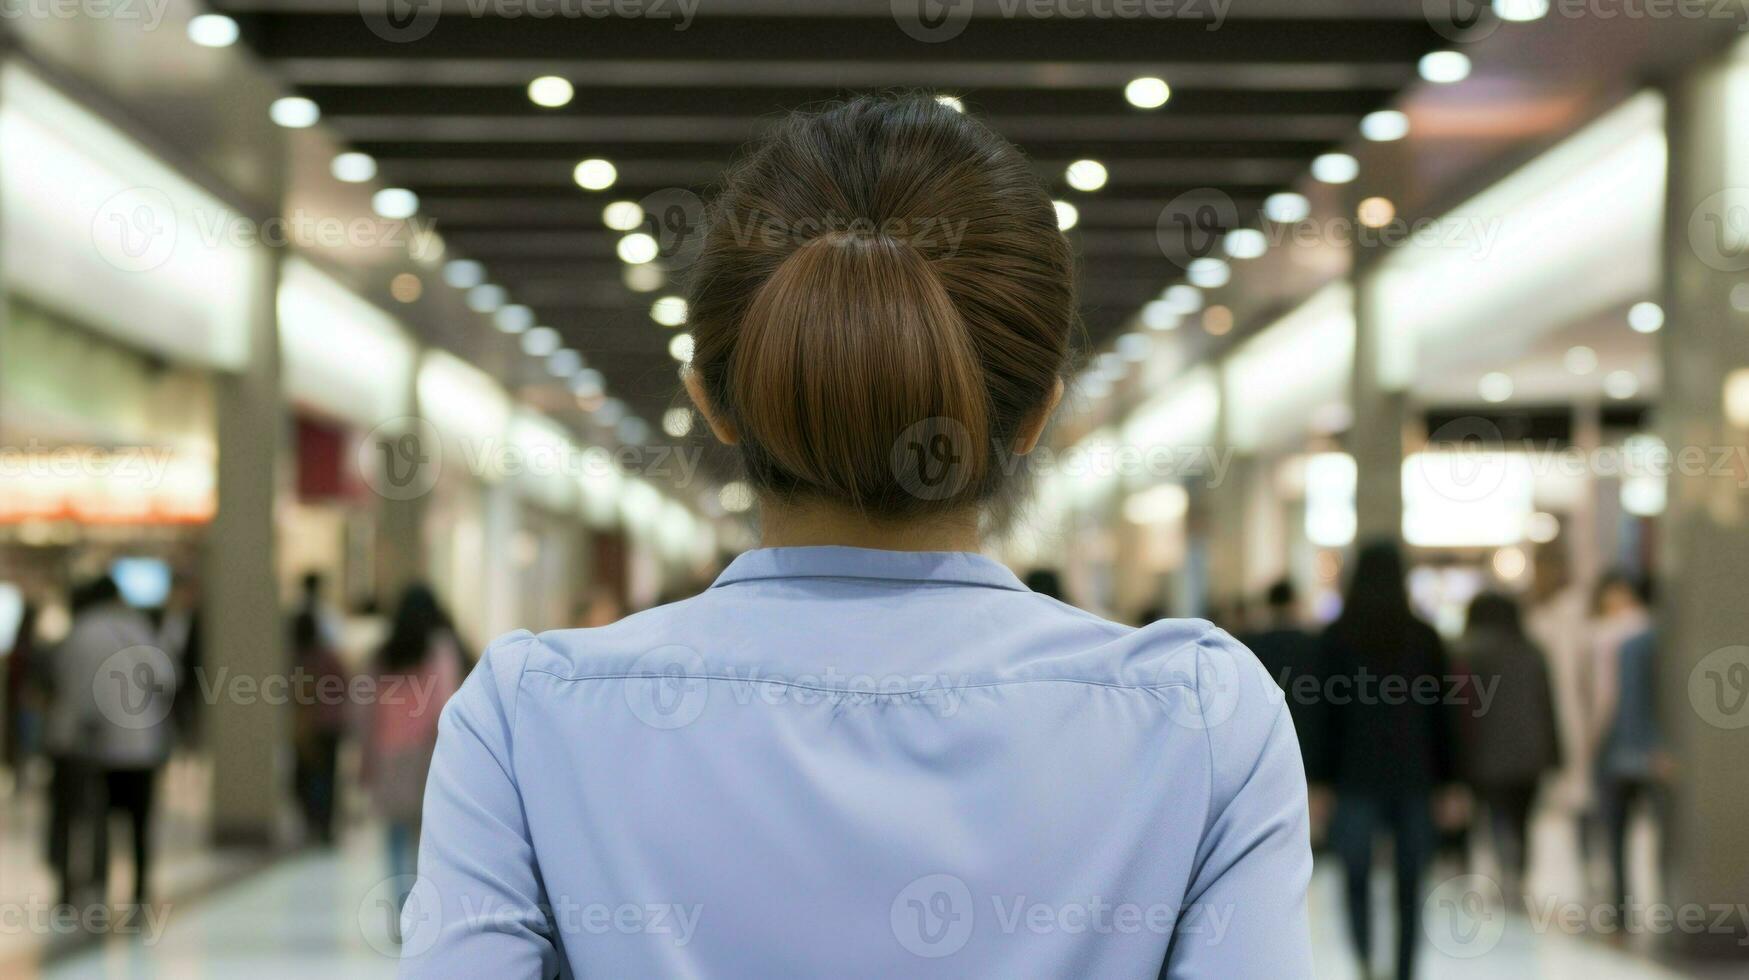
[686,94,1075,519]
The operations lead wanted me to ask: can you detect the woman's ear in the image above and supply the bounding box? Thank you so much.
[683,368,740,446]
[1012,376,1064,456]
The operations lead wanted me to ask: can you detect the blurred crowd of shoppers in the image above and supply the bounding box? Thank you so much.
[0,566,470,937]
[1199,540,1665,979]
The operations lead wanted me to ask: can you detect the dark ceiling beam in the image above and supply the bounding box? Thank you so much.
[272,58,1417,89]
[242,15,1446,62]
[297,85,1402,116]
[352,138,1332,161]
[326,113,1364,143]
[380,157,1304,186]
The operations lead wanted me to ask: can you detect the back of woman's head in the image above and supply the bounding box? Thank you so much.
[1333,539,1415,643]
[1464,591,1524,640]
[379,582,448,673]
[686,94,1075,520]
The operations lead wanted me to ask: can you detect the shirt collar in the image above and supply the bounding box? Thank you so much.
[712,546,1027,592]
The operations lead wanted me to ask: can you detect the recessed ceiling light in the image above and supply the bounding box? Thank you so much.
[331,152,377,183]
[495,304,534,334]
[389,273,422,304]
[1263,192,1311,223]
[596,398,626,425]
[1142,300,1179,331]
[1494,0,1550,21]
[466,284,506,314]
[1360,110,1410,142]
[1419,50,1472,84]
[1564,345,1598,375]
[618,232,658,264]
[1222,228,1268,260]
[548,349,583,377]
[1161,284,1202,314]
[663,407,695,438]
[1311,153,1359,184]
[1053,200,1079,231]
[668,332,696,363]
[371,188,418,219]
[187,14,239,47]
[623,263,664,292]
[573,158,617,191]
[1065,159,1108,192]
[617,417,651,446]
[1117,332,1152,362]
[1604,370,1640,399]
[570,368,605,398]
[521,326,561,356]
[1186,257,1230,289]
[1628,301,1664,333]
[443,260,484,289]
[602,200,644,231]
[527,76,574,109]
[651,296,688,327]
[1478,371,1514,403]
[1357,196,1396,228]
[1124,76,1170,109]
[269,96,320,129]
[719,481,754,513]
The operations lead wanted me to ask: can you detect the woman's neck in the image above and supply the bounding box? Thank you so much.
[758,499,981,553]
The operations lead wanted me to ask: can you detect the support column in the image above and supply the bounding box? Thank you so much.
[205,247,286,846]
[1657,52,1749,958]
[373,363,428,611]
[1348,245,1406,546]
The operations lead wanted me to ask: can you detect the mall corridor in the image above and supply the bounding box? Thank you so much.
[3,1,1749,977]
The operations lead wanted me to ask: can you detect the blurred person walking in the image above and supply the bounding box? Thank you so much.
[1452,592,1560,898]
[1596,620,1667,921]
[361,583,461,930]
[290,600,348,846]
[1579,570,1651,893]
[1319,541,1455,980]
[1242,580,1329,840]
[44,575,170,908]
[1525,547,1595,871]
[5,600,40,774]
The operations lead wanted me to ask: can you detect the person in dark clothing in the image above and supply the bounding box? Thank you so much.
[290,605,348,845]
[1022,569,1064,601]
[1452,591,1560,897]
[1241,579,1327,779]
[1596,625,1667,918]
[1319,541,1455,980]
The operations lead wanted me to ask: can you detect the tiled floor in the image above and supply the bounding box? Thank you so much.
[1,771,1723,978]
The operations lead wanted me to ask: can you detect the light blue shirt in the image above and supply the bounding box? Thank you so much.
[401,546,1312,978]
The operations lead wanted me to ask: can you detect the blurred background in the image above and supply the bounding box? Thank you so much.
[0,1,1747,976]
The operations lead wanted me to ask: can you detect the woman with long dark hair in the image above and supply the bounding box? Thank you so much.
[1319,541,1455,980]
[1453,591,1559,898]
[361,583,461,929]
[402,95,1312,977]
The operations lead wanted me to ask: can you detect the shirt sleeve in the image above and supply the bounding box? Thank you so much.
[1164,629,1314,980]
[398,630,562,979]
